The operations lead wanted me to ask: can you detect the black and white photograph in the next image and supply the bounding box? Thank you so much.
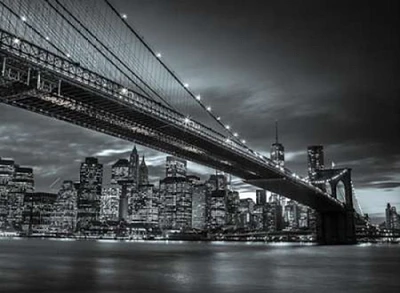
[0,0,399,292]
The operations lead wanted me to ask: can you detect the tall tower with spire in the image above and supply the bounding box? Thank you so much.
[269,121,286,227]
[138,155,149,186]
[128,145,139,188]
[270,120,285,167]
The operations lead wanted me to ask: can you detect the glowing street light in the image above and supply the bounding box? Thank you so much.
[156,52,162,58]
[206,106,211,111]
[21,16,27,22]
[233,132,238,137]
[120,88,128,95]
[225,125,230,130]
[241,139,246,144]
[216,116,221,121]
[121,14,127,19]
[196,95,201,101]
[13,38,20,44]
[184,83,189,88]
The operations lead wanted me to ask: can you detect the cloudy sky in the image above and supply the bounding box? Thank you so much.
[1,0,399,222]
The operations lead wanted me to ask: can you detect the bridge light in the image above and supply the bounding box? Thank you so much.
[206,106,211,111]
[21,16,27,22]
[233,132,238,137]
[45,36,50,41]
[13,38,20,44]
[184,83,189,88]
[120,88,128,95]
[241,139,246,144]
[156,52,162,58]
[225,125,230,130]
[121,14,127,19]
[196,95,201,101]
[216,116,221,120]
[226,138,231,143]
[66,53,71,58]
[184,117,190,124]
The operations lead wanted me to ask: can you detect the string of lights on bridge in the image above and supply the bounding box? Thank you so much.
[116,12,248,147]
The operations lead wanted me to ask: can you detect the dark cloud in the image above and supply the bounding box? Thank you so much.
[1,0,400,218]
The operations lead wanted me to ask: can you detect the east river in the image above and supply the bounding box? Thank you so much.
[0,239,399,293]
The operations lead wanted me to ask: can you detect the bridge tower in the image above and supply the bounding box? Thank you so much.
[313,168,356,244]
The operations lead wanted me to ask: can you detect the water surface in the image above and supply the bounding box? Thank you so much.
[0,239,399,292]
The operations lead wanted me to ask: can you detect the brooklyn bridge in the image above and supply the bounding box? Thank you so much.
[0,0,364,244]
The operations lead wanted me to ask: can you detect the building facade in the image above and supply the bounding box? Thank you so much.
[51,180,78,233]
[166,156,187,178]
[191,183,207,230]
[159,177,192,230]
[307,145,325,180]
[77,157,103,229]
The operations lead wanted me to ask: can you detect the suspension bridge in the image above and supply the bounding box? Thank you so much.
[0,0,363,244]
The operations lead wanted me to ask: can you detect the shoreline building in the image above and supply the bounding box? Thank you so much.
[130,156,159,227]
[77,157,103,229]
[191,182,207,230]
[159,157,192,230]
[207,174,227,230]
[128,146,140,189]
[226,190,240,227]
[269,121,285,230]
[8,166,34,227]
[307,145,325,232]
[51,180,78,233]
[307,145,325,181]
[23,192,57,233]
[0,157,15,227]
[385,203,400,230]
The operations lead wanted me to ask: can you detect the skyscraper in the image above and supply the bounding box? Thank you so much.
[191,183,207,230]
[138,155,149,186]
[159,177,192,230]
[307,145,325,180]
[256,189,267,205]
[270,121,286,211]
[166,156,187,178]
[23,192,57,234]
[270,121,284,167]
[8,166,34,226]
[51,180,78,233]
[284,200,299,230]
[159,156,191,230]
[130,184,159,227]
[77,157,103,229]
[385,203,400,230]
[226,190,240,227]
[128,146,139,188]
[100,185,121,222]
[0,157,15,226]
[111,159,130,185]
[207,174,227,229]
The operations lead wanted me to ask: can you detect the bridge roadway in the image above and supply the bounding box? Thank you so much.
[0,28,344,213]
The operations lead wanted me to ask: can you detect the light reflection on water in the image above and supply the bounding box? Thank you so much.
[0,239,399,293]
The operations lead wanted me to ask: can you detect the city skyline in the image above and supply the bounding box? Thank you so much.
[0,0,399,221]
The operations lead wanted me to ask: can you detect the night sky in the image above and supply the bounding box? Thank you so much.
[0,0,399,222]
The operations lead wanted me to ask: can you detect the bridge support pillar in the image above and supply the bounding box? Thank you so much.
[317,208,356,245]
